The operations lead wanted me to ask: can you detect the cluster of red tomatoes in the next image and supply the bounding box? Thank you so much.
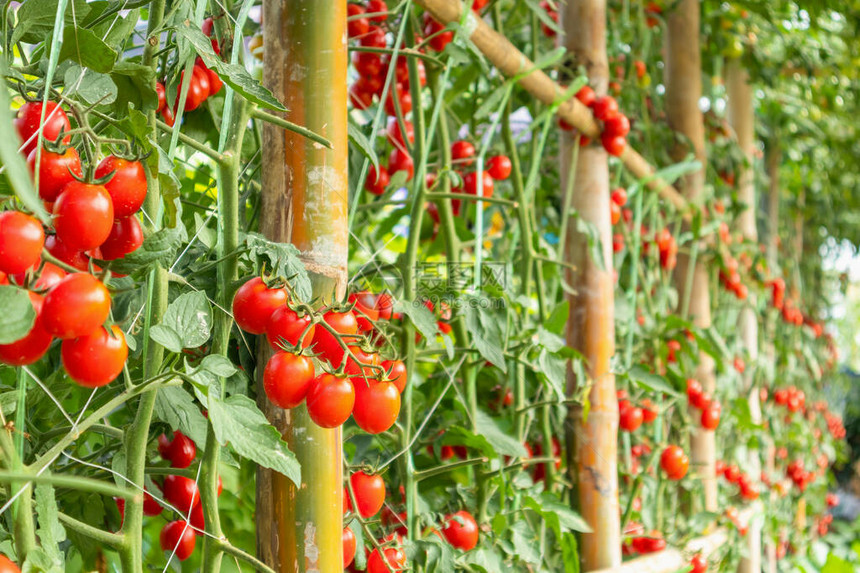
[0,101,145,387]
[432,141,512,217]
[686,379,722,431]
[155,19,223,126]
[348,1,424,116]
[617,390,658,432]
[115,430,223,561]
[609,187,629,252]
[558,86,631,157]
[233,278,406,433]
[653,227,678,271]
[342,469,479,572]
[622,522,666,556]
[718,252,750,300]
[714,460,759,501]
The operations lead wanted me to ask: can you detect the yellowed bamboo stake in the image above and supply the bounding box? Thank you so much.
[664,0,717,512]
[727,57,762,573]
[413,0,689,211]
[257,1,348,570]
[558,1,621,569]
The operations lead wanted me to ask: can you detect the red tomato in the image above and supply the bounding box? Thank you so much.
[42,274,111,339]
[94,157,147,218]
[367,547,406,573]
[53,181,114,251]
[381,359,407,393]
[163,475,200,512]
[686,378,704,407]
[689,553,707,573]
[180,65,211,111]
[161,106,176,127]
[388,148,414,181]
[27,147,82,202]
[486,155,512,180]
[353,379,400,434]
[603,114,630,138]
[347,4,370,37]
[232,277,288,335]
[701,401,721,430]
[640,398,658,423]
[375,293,395,320]
[619,405,643,432]
[383,86,412,116]
[612,233,624,253]
[343,527,357,567]
[266,306,315,351]
[463,171,494,198]
[0,555,20,573]
[158,430,197,469]
[204,65,222,95]
[13,262,66,291]
[99,216,143,260]
[352,52,383,76]
[0,211,45,275]
[610,201,621,225]
[349,292,380,332]
[422,13,453,52]
[601,133,626,156]
[306,373,355,428]
[610,187,628,207]
[575,85,596,107]
[347,471,385,517]
[264,351,315,409]
[61,325,128,387]
[15,101,71,155]
[310,311,359,365]
[451,140,476,166]
[359,25,387,48]
[189,500,205,533]
[442,510,479,550]
[724,464,741,483]
[386,117,414,147]
[365,165,390,196]
[0,292,53,366]
[44,235,97,272]
[592,96,619,121]
[156,82,167,112]
[160,520,196,561]
[660,445,689,480]
[142,490,163,516]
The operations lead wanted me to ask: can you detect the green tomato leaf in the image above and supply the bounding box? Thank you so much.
[626,365,682,397]
[110,61,158,115]
[103,225,186,275]
[348,120,379,172]
[465,302,507,372]
[396,300,439,340]
[11,0,93,44]
[208,394,301,486]
[150,291,212,352]
[244,232,312,301]
[154,386,209,450]
[0,286,37,344]
[173,23,287,112]
[63,65,117,105]
[34,482,66,569]
[58,26,117,73]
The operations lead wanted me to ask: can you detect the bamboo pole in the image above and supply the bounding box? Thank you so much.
[665,0,717,512]
[559,1,621,569]
[726,58,762,573]
[257,1,347,570]
[413,0,688,212]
